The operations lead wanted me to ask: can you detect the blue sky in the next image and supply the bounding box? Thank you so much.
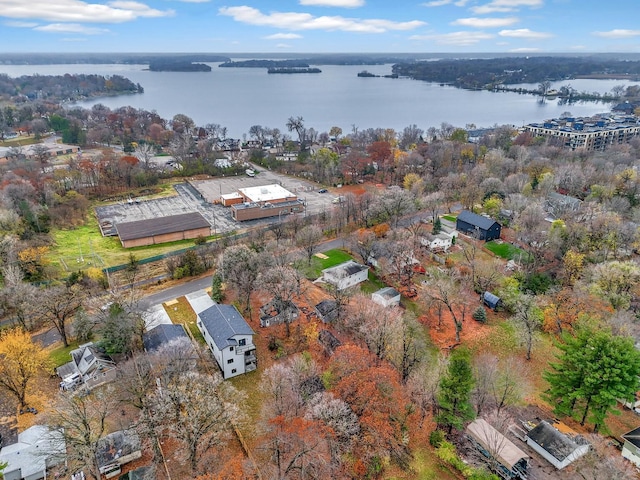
[1,0,639,53]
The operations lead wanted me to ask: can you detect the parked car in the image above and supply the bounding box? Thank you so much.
[319,189,328,193]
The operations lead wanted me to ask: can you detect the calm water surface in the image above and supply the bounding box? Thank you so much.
[2,63,632,138]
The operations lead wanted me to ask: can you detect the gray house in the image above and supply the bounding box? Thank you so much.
[197,304,256,379]
[456,210,501,241]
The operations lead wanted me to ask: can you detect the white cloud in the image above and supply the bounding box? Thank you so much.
[593,29,640,38]
[173,0,210,3]
[265,33,302,39]
[276,43,291,48]
[422,0,468,6]
[0,0,174,23]
[471,0,543,14]
[411,31,494,46]
[61,37,88,41]
[299,0,365,7]
[451,17,518,28]
[4,20,38,27]
[34,23,109,34]
[499,28,552,39]
[219,6,425,33]
[509,47,541,52]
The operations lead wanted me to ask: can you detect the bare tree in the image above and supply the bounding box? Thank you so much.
[296,224,324,264]
[37,284,84,347]
[390,313,426,383]
[219,244,261,314]
[424,268,465,343]
[134,142,156,171]
[151,370,243,473]
[46,387,119,480]
[511,294,543,361]
[259,265,304,337]
[0,265,37,330]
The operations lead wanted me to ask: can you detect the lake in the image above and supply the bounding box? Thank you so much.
[1,63,635,138]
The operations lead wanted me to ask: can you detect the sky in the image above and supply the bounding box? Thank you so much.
[1,0,640,54]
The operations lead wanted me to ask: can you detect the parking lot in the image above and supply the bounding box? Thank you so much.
[95,168,339,236]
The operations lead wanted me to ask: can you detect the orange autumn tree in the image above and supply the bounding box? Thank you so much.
[542,288,612,335]
[329,344,413,475]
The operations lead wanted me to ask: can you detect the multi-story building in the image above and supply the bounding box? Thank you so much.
[524,114,640,151]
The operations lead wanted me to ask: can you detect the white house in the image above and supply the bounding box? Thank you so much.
[197,304,256,379]
[526,420,589,470]
[0,425,66,480]
[421,231,457,252]
[372,287,401,307]
[622,426,640,467]
[322,260,369,290]
[56,342,116,391]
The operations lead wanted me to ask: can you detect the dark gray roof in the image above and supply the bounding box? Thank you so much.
[96,430,141,468]
[116,212,210,241]
[315,299,339,323]
[623,426,640,449]
[527,421,584,462]
[457,210,499,231]
[199,304,255,350]
[143,324,189,351]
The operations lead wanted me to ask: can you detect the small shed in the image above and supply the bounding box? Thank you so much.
[526,420,589,470]
[622,426,640,468]
[315,299,339,323]
[456,210,501,241]
[372,287,401,308]
[483,292,502,311]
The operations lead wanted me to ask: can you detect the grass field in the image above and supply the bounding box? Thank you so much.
[485,240,531,262]
[47,340,80,368]
[163,297,205,344]
[442,215,457,222]
[299,248,354,279]
[48,219,213,273]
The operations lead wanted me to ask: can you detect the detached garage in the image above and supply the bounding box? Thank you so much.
[116,212,211,248]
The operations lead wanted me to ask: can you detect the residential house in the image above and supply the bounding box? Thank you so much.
[0,425,66,480]
[197,304,257,379]
[622,426,640,468]
[321,260,369,291]
[545,192,582,219]
[456,210,502,241]
[96,430,142,479]
[56,342,116,391]
[525,420,589,470]
[259,299,300,327]
[315,299,339,323]
[421,232,457,252]
[142,323,190,352]
[372,287,401,308]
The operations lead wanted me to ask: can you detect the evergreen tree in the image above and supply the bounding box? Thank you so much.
[472,306,487,323]
[544,323,640,432]
[433,217,442,234]
[437,347,475,433]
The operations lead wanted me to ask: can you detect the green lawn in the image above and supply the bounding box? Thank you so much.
[48,340,80,368]
[442,215,457,222]
[299,248,354,279]
[49,219,216,273]
[163,297,206,344]
[485,241,531,262]
[359,270,387,294]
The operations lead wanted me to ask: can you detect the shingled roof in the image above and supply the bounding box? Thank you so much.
[143,323,189,351]
[527,420,586,462]
[116,212,210,241]
[457,210,499,231]
[199,304,255,350]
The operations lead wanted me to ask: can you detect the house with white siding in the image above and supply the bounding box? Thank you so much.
[322,260,369,290]
[197,304,256,379]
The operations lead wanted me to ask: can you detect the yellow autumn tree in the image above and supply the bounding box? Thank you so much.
[0,328,51,409]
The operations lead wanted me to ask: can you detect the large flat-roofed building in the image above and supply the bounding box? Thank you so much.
[115,211,211,248]
[230,184,305,221]
[524,115,640,151]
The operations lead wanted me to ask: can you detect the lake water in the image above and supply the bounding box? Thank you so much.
[2,63,635,138]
